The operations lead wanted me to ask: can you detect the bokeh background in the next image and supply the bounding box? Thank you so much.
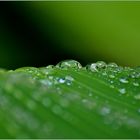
[0,1,140,70]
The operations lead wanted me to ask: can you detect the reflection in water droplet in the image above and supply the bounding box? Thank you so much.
[56,60,82,69]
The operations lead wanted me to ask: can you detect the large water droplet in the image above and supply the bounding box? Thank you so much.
[56,60,82,70]
[86,61,106,72]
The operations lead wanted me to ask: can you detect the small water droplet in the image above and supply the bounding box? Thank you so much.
[138,109,140,113]
[56,60,82,69]
[65,76,74,81]
[88,93,93,97]
[119,78,129,84]
[52,105,63,115]
[65,76,74,86]
[134,94,140,100]
[100,106,111,116]
[58,78,65,84]
[42,98,52,107]
[119,88,126,94]
[108,62,118,68]
[109,74,115,79]
[133,82,139,87]
[46,65,54,69]
[110,85,115,88]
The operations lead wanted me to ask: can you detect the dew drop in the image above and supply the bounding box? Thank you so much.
[96,61,107,69]
[108,62,118,68]
[46,65,54,69]
[119,88,126,94]
[56,60,82,70]
[100,106,111,116]
[58,78,65,84]
[86,61,107,72]
[110,85,115,89]
[133,82,139,87]
[86,63,98,72]
[65,75,74,86]
[109,74,115,79]
[134,94,140,100]
[138,109,140,113]
[42,98,52,107]
[65,76,74,81]
[52,105,63,115]
[88,92,93,97]
[119,78,129,84]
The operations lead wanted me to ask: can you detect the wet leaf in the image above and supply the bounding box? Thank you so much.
[0,60,140,138]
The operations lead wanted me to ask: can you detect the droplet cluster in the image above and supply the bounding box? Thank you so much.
[0,59,139,138]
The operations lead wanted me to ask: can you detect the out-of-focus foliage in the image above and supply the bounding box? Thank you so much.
[0,2,140,68]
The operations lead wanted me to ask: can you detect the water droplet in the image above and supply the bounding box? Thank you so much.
[134,94,140,100]
[42,98,52,107]
[46,65,54,69]
[119,88,126,94]
[110,85,115,88]
[133,82,139,87]
[86,63,98,72]
[26,100,36,110]
[119,78,129,84]
[56,60,82,69]
[65,76,74,81]
[108,62,118,68]
[58,78,65,84]
[52,105,63,115]
[59,98,69,108]
[88,92,93,97]
[109,74,115,79]
[96,61,107,69]
[138,109,140,113]
[86,61,106,72]
[65,75,74,86]
[100,106,111,116]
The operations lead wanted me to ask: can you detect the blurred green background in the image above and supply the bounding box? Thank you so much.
[0,2,140,70]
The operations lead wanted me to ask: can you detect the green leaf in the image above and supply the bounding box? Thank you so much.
[0,60,140,138]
